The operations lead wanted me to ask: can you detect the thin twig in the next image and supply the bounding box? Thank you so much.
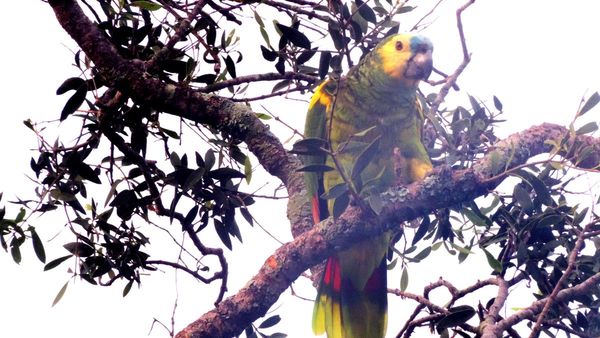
[147,1,207,70]
[146,260,220,283]
[230,84,313,102]
[410,0,446,31]
[261,0,331,22]
[428,0,475,115]
[199,72,317,93]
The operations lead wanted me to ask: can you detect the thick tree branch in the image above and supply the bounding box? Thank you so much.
[48,0,302,196]
[174,124,600,337]
[48,0,313,245]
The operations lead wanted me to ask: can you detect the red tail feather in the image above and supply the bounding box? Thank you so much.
[312,195,321,225]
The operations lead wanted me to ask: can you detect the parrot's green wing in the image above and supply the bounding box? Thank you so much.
[303,79,336,224]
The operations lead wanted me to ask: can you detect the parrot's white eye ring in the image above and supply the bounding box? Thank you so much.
[395,40,403,51]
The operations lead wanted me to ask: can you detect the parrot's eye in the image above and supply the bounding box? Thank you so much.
[395,40,403,51]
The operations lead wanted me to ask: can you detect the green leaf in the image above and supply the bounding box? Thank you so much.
[412,246,431,262]
[204,150,215,171]
[15,208,26,223]
[182,205,199,229]
[240,207,253,226]
[579,91,600,116]
[412,216,431,245]
[63,242,95,257]
[510,169,553,206]
[297,49,317,65]
[576,121,598,135]
[44,255,72,271]
[271,79,291,93]
[259,315,281,329]
[352,126,377,138]
[268,333,288,338]
[253,10,265,27]
[75,162,101,184]
[573,207,589,226]
[355,0,377,23]
[52,281,69,307]
[321,183,348,200]
[400,266,409,291]
[537,214,563,228]
[351,135,381,182]
[456,244,471,264]
[297,164,335,173]
[50,189,77,202]
[318,51,331,79]
[275,23,311,49]
[493,95,503,111]
[131,0,162,11]
[10,244,21,264]
[214,219,232,250]
[487,150,504,176]
[513,184,533,211]
[183,168,204,191]
[482,248,502,273]
[123,279,134,297]
[244,156,253,184]
[387,257,398,270]
[191,73,217,85]
[332,191,349,219]
[290,137,328,156]
[436,306,476,333]
[367,194,383,215]
[328,22,347,51]
[60,82,87,121]
[450,242,472,255]
[56,77,86,95]
[462,208,489,227]
[30,228,46,263]
[396,6,415,14]
[208,168,245,181]
[160,127,180,139]
[225,55,236,78]
[255,112,272,120]
[275,57,285,75]
[259,26,271,48]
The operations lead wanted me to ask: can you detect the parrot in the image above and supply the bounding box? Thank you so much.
[303,33,434,338]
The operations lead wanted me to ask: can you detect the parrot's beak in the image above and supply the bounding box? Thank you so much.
[405,49,433,81]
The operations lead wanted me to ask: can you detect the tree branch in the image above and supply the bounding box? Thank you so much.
[48,0,312,245]
[174,123,600,337]
[481,272,600,338]
[528,219,596,338]
[198,72,317,93]
[48,0,302,195]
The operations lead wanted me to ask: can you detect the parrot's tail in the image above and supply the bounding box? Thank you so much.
[312,256,388,338]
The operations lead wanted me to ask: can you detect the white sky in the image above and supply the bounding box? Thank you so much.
[1,1,600,338]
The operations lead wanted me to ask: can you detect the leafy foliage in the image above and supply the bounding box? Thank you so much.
[3,1,600,337]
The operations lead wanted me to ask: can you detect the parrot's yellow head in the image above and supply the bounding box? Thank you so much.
[376,34,433,86]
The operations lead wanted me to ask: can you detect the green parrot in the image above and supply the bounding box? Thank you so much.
[304,33,434,338]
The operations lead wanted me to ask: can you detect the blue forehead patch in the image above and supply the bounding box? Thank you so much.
[410,36,433,52]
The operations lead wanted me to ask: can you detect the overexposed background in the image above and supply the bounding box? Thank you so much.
[1,1,599,337]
